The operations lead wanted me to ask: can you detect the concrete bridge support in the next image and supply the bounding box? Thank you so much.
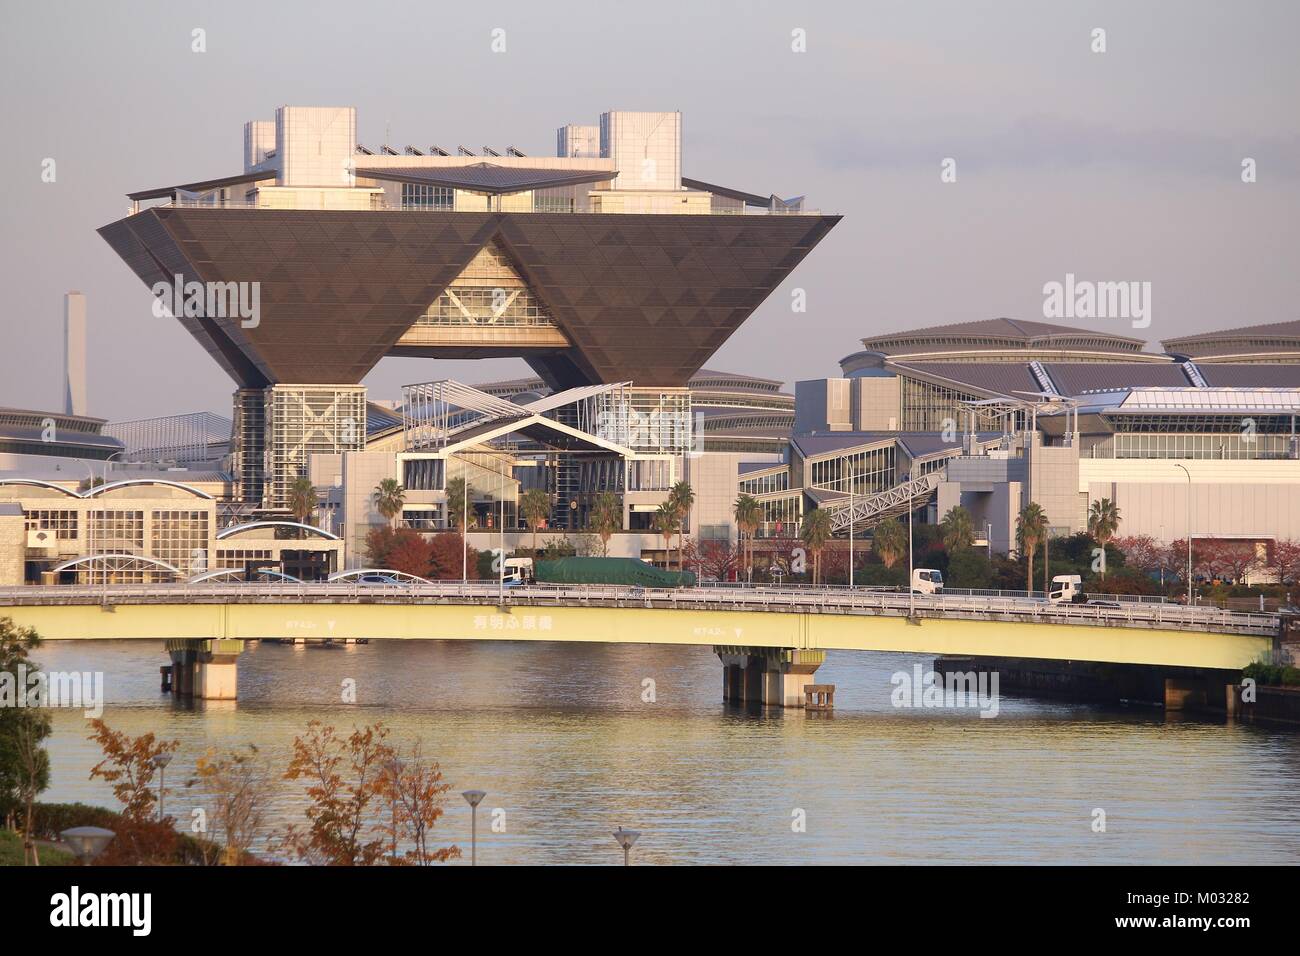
[715,647,826,708]
[164,639,244,701]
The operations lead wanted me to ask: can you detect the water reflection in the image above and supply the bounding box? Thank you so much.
[34,639,1300,865]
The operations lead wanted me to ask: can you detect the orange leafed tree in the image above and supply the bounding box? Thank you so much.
[381,741,461,866]
[86,719,183,864]
[88,719,179,821]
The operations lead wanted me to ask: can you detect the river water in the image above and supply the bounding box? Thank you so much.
[32,639,1300,865]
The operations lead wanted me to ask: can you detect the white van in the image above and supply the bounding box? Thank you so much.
[912,568,944,594]
[1048,574,1083,603]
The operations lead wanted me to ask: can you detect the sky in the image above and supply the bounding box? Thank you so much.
[1,0,1297,421]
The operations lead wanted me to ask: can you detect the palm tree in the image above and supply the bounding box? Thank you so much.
[590,491,622,557]
[372,478,406,530]
[940,505,975,551]
[445,476,469,532]
[1016,502,1049,593]
[872,517,906,568]
[733,494,763,583]
[1088,497,1122,578]
[653,501,678,572]
[669,481,695,572]
[519,488,551,556]
[288,477,317,538]
[800,507,833,585]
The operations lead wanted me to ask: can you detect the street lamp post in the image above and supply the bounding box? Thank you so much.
[60,826,115,865]
[499,468,506,604]
[612,826,641,866]
[1175,463,1193,604]
[847,465,855,589]
[151,752,173,821]
[903,473,914,617]
[462,789,486,865]
[385,757,404,864]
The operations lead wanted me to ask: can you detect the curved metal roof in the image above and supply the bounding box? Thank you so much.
[216,520,340,541]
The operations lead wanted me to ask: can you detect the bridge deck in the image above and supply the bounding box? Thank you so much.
[0,584,1281,672]
[0,583,1278,637]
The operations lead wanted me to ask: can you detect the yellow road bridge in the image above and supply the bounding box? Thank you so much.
[0,583,1279,708]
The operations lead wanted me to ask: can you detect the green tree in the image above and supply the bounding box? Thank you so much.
[288,477,318,538]
[668,481,695,572]
[589,491,623,557]
[872,517,907,569]
[372,478,406,530]
[946,547,993,588]
[445,477,470,532]
[800,507,833,585]
[519,488,551,557]
[653,501,678,570]
[1087,498,1122,578]
[0,618,51,865]
[940,505,975,551]
[1016,502,1049,593]
[733,494,763,583]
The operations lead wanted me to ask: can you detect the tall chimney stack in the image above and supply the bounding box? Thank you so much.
[63,292,86,416]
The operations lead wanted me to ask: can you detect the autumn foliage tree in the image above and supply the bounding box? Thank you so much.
[86,719,182,864]
[429,531,478,579]
[88,719,179,821]
[278,721,459,866]
[381,741,461,866]
[188,744,274,865]
[683,539,740,582]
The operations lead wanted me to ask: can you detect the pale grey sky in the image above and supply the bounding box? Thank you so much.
[1,0,1297,421]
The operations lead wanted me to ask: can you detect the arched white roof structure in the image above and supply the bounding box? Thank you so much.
[0,478,79,497]
[188,567,304,584]
[328,568,432,585]
[0,477,212,500]
[188,568,245,583]
[53,554,182,577]
[86,478,213,500]
[217,520,341,541]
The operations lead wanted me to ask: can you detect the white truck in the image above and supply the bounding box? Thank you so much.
[911,568,944,594]
[502,557,534,585]
[1047,574,1083,603]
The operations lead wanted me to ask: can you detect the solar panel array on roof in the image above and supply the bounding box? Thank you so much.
[1195,364,1300,388]
[1041,362,1191,395]
[893,361,1043,396]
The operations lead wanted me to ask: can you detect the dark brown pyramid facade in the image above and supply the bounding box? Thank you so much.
[99,208,840,388]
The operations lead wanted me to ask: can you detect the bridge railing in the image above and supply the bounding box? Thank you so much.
[0,581,1279,635]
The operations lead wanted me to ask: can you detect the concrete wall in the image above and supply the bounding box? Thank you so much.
[1079,459,1300,542]
[854,376,900,431]
[794,378,851,432]
[0,507,24,586]
[341,451,399,566]
[276,106,356,187]
[1026,439,1083,534]
[687,452,752,542]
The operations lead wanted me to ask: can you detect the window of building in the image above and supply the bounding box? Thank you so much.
[150,510,210,575]
[24,510,79,540]
[400,183,454,210]
[89,510,144,553]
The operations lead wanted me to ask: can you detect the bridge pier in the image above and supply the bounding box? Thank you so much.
[715,647,826,708]
[165,639,244,701]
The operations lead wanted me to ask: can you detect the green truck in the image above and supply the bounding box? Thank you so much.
[533,557,695,588]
